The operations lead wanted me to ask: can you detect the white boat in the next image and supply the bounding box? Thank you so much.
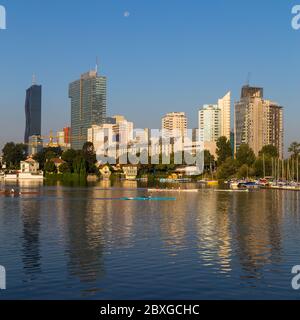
[148,189,198,193]
[18,172,44,180]
[4,174,18,181]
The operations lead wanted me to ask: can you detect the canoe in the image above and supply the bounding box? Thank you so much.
[0,191,40,196]
[214,189,250,193]
[148,189,198,193]
[120,197,176,201]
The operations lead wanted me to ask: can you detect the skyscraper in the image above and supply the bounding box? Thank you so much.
[198,92,231,157]
[24,84,42,144]
[234,85,284,158]
[69,70,107,150]
[218,91,231,140]
[162,112,188,139]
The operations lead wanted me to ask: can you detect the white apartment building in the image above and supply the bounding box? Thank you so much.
[162,112,188,139]
[198,92,231,157]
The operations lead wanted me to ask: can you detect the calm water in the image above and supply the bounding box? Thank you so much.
[1,180,300,300]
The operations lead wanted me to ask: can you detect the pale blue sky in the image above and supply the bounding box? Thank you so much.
[0,0,299,151]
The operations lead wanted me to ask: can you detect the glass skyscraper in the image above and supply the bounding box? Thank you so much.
[69,70,107,150]
[24,84,42,144]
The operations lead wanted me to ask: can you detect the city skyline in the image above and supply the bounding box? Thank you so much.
[0,0,299,153]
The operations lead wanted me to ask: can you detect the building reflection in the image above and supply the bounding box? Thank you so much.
[20,198,42,281]
[232,190,283,278]
[159,195,189,255]
[63,188,105,291]
[196,191,232,273]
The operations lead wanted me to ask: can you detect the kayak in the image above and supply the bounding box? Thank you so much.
[120,197,176,201]
[0,191,40,196]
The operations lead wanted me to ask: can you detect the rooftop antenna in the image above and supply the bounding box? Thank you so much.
[246,72,251,86]
[32,73,36,85]
[95,57,99,74]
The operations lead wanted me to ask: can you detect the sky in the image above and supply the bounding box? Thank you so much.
[0,0,299,152]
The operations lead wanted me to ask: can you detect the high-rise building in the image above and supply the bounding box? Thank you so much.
[24,84,42,144]
[199,104,220,143]
[28,135,43,156]
[198,92,231,157]
[88,115,134,147]
[218,91,231,140]
[234,85,284,158]
[69,70,107,150]
[88,115,134,162]
[162,112,188,139]
[63,127,71,145]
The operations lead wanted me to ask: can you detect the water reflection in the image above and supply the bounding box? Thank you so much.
[232,191,283,279]
[196,191,232,273]
[20,199,41,281]
[1,180,300,299]
[62,189,105,289]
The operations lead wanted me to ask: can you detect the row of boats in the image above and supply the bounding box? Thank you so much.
[227,178,300,191]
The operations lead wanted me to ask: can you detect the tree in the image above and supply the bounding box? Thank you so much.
[236,144,256,167]
[216,137,232,165]
[44,161,57,173]
[45,150,57,160]
[259,145,278,158]
[61,149,77,166]
[33,147,62,170]
[288,142,300,159]
[217,158,237,180]
[73,155,86,176]
[2,142,26,169]
[204,150,215,172]
[237,164,254,179]
[58,162,71,174]
[82,142,97,173]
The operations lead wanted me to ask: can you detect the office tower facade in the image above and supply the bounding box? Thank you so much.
[198,92,231,157]
[218,91,231,140]
[28,135,43,156]
[63,127,71,145]
[69,70,107,150]
[199,105,220,143]
[24,84,42,144]
[162,112,188,139]
[234,85,284,158]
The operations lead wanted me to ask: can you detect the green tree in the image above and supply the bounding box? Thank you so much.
[33,147,62,170]
[44,161,57,173]
[236,144,256,167]
[217,158,237,180]
[288,142,300,159]
[58,162,71,174]
[61,149,77,167]
[73,155,86,176]
[45,150,57,160]
[82,142,97,173]
[216,137,232,165]
[2,142,27,169]
[204,150,215,172]
[237,164,255,179]
[259,145,279,158]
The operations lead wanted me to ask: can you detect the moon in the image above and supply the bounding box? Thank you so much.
[124,11,130,18]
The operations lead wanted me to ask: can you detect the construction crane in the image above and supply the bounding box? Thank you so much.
[25,130,87,148]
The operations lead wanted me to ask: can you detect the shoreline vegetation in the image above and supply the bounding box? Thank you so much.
[1,138,300,183]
